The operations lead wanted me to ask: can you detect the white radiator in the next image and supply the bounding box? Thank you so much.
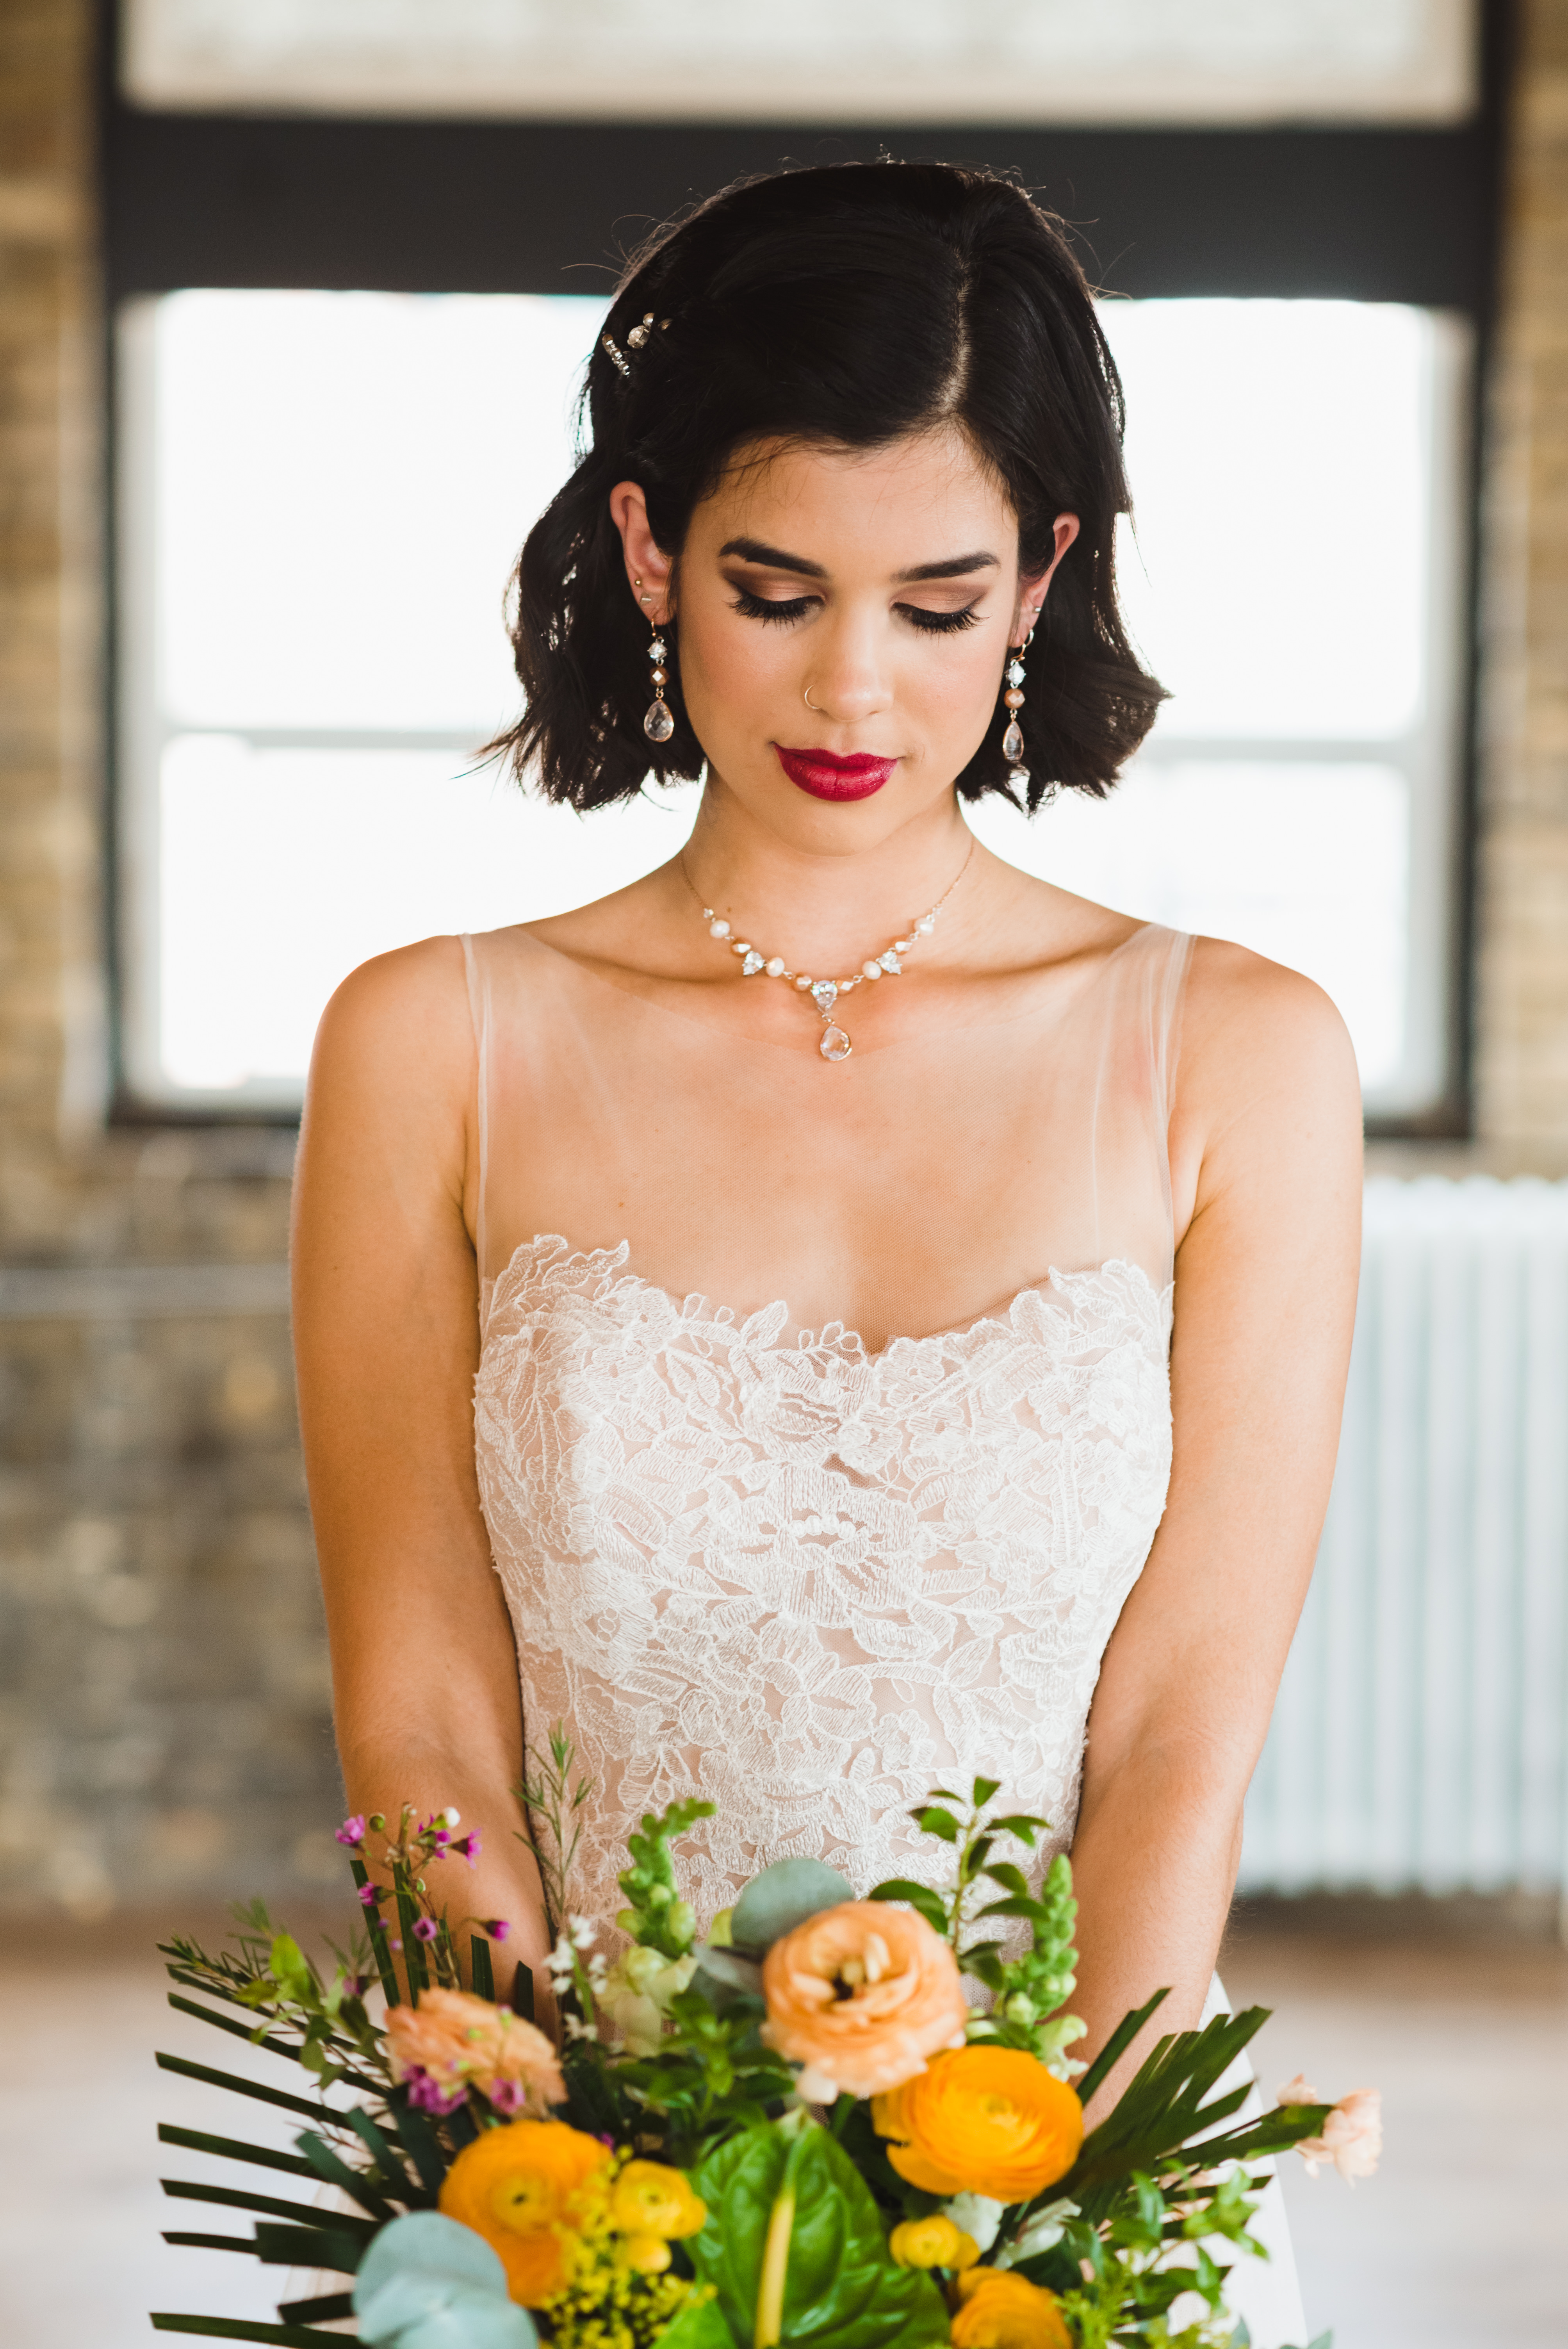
[1240,1176,1568,1897]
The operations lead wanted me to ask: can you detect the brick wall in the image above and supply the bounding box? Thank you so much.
[2,4,1568,1919]
[0,1,338,1915]
[1476,0,1568,1146]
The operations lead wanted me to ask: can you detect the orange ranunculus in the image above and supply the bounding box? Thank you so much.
[437,2117,611,2304]
[760,1900,968,2100]
[872,2047,1083,2202]
[385,1984,564,2115]
[950,2268,1073,2348]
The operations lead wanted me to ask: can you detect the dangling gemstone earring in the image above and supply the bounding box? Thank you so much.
[1001,631,1030,789]
[643,612,674,744]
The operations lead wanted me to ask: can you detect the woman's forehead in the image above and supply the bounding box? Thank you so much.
[693,429,1017,567]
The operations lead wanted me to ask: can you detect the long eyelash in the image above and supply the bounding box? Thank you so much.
[900,602,982,634]
[731,587,815,625]
[731,588,985,635]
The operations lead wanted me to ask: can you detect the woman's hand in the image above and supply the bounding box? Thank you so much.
[291,937,552,2014]
[1070,937,1363,2118]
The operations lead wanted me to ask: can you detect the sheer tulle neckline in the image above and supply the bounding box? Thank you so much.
[482,1231,1168,1365]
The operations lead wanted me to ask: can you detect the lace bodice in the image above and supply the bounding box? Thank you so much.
[462,911,1191,1935]
[475,1239,1175,1929]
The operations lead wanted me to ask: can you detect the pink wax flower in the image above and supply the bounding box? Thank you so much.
[413,1916,439,1943]
[335,1816,367,1847]
[486,1919,511,1943]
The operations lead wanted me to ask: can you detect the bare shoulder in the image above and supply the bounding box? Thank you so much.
[311,933,474,1085]
[1181,932,1357,1100]
[303,935,477,1201]
[1171,935,1363,1231]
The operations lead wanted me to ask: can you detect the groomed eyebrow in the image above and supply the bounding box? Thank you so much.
[718,535,998,586]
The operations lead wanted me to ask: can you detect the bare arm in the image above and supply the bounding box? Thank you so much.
[1068,942,1363,2113]
[291,939,550,2005]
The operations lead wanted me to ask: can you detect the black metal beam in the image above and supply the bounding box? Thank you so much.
[106,112,1496,312]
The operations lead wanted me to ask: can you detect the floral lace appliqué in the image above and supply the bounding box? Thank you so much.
[474,1236,1174,1933]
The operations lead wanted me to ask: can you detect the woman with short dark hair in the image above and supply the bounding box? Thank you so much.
[292,162,1360,2347]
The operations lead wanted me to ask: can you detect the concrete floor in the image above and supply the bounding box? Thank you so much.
[3,1910,1565,2348]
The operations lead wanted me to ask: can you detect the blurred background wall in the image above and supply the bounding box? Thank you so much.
[2,0,1567,1934]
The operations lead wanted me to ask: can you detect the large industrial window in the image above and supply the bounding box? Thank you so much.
[105,0,1500,1128]
[116,286,1470,1116]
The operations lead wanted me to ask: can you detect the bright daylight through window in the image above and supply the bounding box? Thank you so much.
[117,288,1468,1117]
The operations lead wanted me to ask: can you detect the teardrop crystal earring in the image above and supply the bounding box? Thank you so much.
[1000,631,1030,790]
[643,613,674,744]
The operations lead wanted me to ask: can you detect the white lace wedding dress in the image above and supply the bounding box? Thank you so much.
[460,913,1308,2347]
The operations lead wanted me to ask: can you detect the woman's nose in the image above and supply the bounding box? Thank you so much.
[799,620,891,724]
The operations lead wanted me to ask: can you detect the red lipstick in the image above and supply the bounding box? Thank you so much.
[775,746,896,802]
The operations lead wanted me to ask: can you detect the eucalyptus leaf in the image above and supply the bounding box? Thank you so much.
[693,1945,766,1996]
[730,1859,855,1954]
[688,2122,949,2349]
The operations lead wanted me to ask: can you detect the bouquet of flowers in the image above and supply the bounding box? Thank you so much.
[151,1735,1377,2349]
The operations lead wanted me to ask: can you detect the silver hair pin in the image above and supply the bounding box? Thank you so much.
[602,313,670,380]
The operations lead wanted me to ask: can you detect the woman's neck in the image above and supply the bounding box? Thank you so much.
[671,772,982,979]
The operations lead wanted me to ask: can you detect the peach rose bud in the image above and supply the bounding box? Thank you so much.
[1279,2077,1383,2183]
[761,1899,969,2101]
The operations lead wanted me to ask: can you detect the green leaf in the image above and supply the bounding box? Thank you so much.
[731,1859,856,1954]
[987,1814,1051,1844]
[388,2093,450,2196]
[350,1860,401,2007]
[654,2294,736,2349]
[470,1934,495,2002]
[343,2107,419,2199]
[252,2223,367,2273]
[155,2052,333,2125]
[910,1806,960,1844]
[157,2126,321,2182]
[160,2179,377,2234]
[971,1775,1002,1806]
[1072,1989,1169,2108]
[275,2298,355,2327]
[150,2320,347,2343]
[864,1879,949,1935]
[294,2130,398,2221]
[688,2122,949,2349]
[396,1891,430,1996]
[979,1862,1031,1897]
[161,2233,256,2255]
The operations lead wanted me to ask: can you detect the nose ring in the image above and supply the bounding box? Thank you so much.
[804,686,822,711]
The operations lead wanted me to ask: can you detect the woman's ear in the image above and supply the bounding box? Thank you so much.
[1013,512,1082,642]
[608,482,675,624]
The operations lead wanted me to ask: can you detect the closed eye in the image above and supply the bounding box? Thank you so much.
[898,602,982,634]
[730,587,818,625]
[730,587,984,634]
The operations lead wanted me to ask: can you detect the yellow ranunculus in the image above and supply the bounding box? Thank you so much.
[618,2230,674,2274]
[437,2117,611,2305]
[888,2214,980,2271]
[872,2048,1083,2203]
[950,2268,1073,2348]
[608,2158,707,2241]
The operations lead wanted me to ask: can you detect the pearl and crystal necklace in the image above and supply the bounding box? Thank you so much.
[681,841,974,1062]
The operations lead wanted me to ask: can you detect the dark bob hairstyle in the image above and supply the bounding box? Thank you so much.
[494,160,1164,812]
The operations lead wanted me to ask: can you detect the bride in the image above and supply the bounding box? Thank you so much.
[292,162,1361,2343]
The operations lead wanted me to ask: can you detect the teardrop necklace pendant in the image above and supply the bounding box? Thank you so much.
[682,841,974,1065]
[811,980,851,1060]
